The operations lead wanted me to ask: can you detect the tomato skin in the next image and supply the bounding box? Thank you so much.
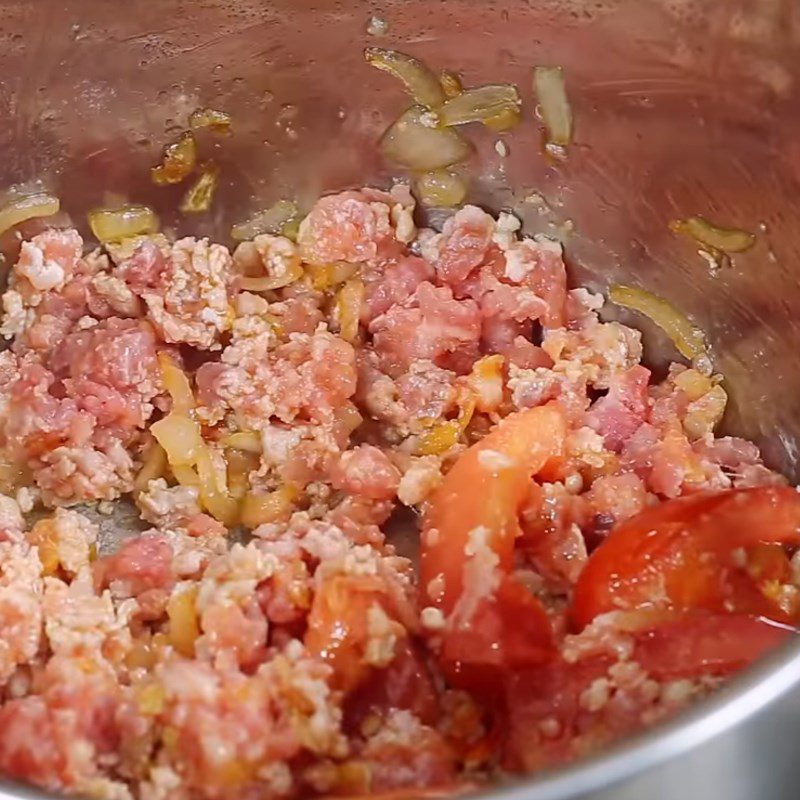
[571,487,800,630]
[420,405,566,676]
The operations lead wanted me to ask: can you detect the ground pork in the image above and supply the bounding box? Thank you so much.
[122,237,234,350]
[0,190,791,800]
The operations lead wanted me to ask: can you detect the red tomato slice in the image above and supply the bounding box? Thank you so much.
[501,654,613,772]
[422,405,566,612]
[633,611,796,680]
[571,487,800,630]
[502,609,795,772]
[744,543,794,583]
[440,574,555,690]
[345,638,440,729]
[420,405,566,676]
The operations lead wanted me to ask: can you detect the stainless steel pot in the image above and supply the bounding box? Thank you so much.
[2,0,800,798]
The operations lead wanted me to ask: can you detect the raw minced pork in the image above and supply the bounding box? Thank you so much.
[0,187,794,800]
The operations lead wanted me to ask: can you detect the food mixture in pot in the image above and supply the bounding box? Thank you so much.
[0,46,798,800]
[0,191,797,800]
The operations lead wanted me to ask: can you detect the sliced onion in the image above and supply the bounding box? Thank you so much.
[280,216,302,242]
[336,278,364,343]
[307,261,359,291]
[439,70,463,99]
[221,431,262,453]
[266,313,285,338]
[158,353,195,415]
[239,262,303,292]
[151,414,204,466]
[683,384,727,440]
[415,394,475,456]
[240,485,297,529]
[415,420,461,456]
[534,66,573,147]
[457,393,475,426]
[609,285,709,365]
[0,192,60,237]
[365,47,446,108]
[189,107,232,132]
[195,446,239,526]
[103,233,168,264]
[484,105,522,132]
[179,164,218,214]
[673,368,714,401]
[670,216,755,254]
[88,205,159,243]
[437,84,521,127]
[138,682,168,715]
[415,169,468,208]
[151,131,197,185]
[230,200,299,241]
[29,520,59,576]
[226,447,259,500]
[172,463,200,487]
[135,441,167,493]
[167,586,200,658]
[381,106,473,171]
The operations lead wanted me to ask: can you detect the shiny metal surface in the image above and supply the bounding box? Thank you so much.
[1,0,800,798]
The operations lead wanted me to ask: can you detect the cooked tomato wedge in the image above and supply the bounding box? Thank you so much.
[421,404,566,678]
[502,609,795,772]
[345,638,440,728]
[440,575,555,675]
[305,574,393,692]
[571,487,800,630]
[633,611,796,680]
[501,655,612,772]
